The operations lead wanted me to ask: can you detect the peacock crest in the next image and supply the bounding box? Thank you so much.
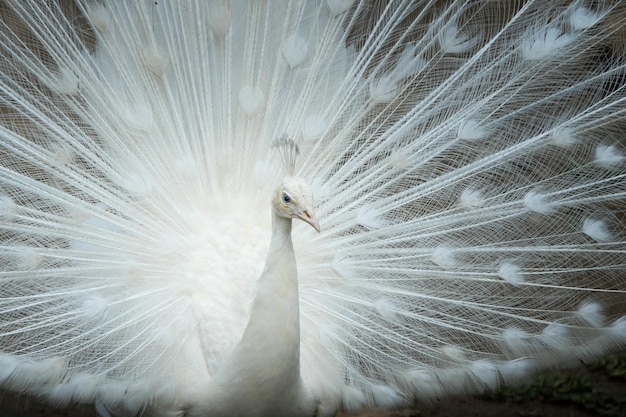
[274,135,300,176]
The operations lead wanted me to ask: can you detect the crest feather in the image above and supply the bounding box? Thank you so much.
[273,135,299,175]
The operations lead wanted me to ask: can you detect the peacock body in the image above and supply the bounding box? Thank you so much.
[0,1,625,416]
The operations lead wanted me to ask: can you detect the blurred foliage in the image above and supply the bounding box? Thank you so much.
[482,351,626,417]
[591,351,626,379]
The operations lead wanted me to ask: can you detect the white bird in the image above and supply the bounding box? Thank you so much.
[0,1,625,417]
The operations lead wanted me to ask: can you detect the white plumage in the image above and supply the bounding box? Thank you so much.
[0,1,625,416]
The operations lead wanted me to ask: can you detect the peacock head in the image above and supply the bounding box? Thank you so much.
[273,176,320,232]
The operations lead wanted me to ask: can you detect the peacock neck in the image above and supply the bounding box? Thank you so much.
[239,210,301,370]
[210,210,305,415]
[268,210,294,256]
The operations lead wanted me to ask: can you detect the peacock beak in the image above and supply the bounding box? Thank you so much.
[302,209,321,233]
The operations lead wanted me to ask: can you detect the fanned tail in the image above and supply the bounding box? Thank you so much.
[0,1,624,416]
[296,1,626,413]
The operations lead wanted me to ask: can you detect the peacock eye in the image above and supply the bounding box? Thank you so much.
[283,194,291,203]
